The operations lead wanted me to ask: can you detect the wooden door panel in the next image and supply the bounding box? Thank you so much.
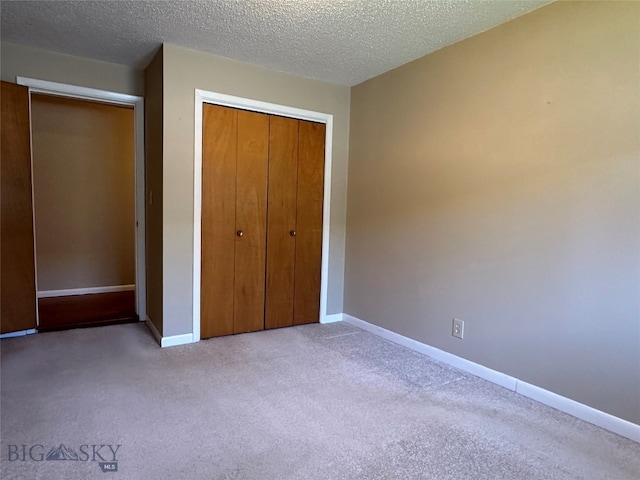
[201,106,325,337]
[38,291,137,331]
[1,81,37,334]
[265,116,299,329]
[201,104,237,339]
[234,110,269,334]
[294,121,325,325]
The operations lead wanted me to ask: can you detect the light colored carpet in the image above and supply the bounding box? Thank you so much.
[1,322,638,479]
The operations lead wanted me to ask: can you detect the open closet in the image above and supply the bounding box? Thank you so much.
[0,80,142,334]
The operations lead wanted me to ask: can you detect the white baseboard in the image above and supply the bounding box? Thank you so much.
[38,284,135,298]
[342,314,640,443]
[515,380,640,443]
[343,314,517,390]
[0,329,37,339]
[161,333,193,348]
[321,313,343,324]
[144,318,194,348]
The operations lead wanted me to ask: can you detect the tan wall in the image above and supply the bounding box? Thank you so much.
[346,1,640,423]
[31,94,135,291]
[144,48,164,334]
[161,44,350,337]
[0,42,143,96]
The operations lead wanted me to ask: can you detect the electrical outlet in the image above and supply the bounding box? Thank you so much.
[452,318,464,339]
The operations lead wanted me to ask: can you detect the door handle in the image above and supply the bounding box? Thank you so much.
[290,230,296,237]
[237,230,244,237]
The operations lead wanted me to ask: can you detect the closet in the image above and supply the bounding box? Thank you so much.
[1,80,138,335]
[30,94,137,330]
[200,104,325,339]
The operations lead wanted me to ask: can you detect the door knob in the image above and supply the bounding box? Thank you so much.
[236,230,244,237]
[290,230,296,237]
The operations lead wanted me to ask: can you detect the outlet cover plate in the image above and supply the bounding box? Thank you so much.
[452,318,464,339]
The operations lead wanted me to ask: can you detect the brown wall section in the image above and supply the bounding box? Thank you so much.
[346,1,640,423]
[31,94,135,291]
[144,47,164,335]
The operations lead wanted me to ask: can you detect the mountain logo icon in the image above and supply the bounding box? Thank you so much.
[45,444,79,461]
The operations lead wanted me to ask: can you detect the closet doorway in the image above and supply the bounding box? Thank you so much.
[31,94,136,330]
[200,105,325,339]
[20,77,146,333]
[194,92,333,341]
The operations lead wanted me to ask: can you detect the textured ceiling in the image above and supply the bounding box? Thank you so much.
[0,0,551,86]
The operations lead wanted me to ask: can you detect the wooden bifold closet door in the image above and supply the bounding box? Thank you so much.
[1,81,37,334]
[200,104,325,339]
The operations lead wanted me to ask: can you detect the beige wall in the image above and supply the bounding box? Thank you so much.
[161,44,350,337]
[346,1,640,423]
[0,42,143,96]
[31,94,135,291]
[144,48,164,334]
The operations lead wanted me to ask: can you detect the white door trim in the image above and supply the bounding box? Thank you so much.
[16,76,147,321]
[193,89,334,342]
